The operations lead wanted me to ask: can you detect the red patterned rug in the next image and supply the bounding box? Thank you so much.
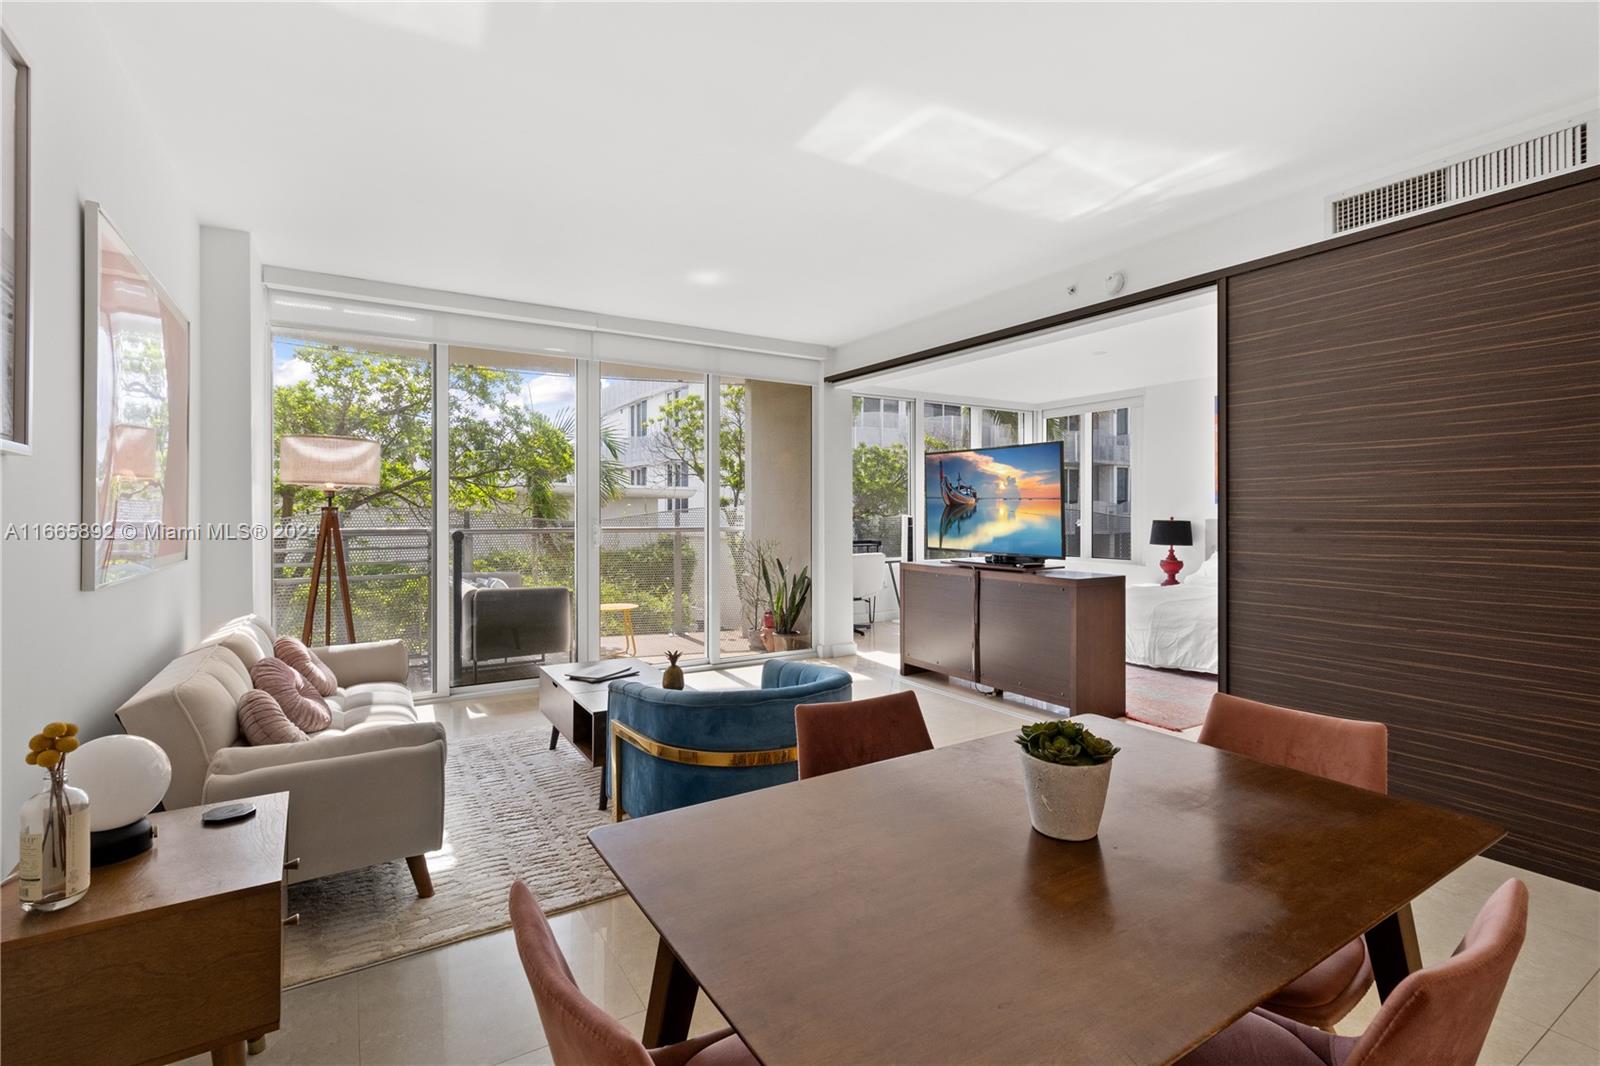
[1125,665,1217,732]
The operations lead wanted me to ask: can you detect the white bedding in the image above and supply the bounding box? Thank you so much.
[1125,554,1218,674]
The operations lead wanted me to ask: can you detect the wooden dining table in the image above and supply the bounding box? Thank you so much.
[588,714,1503,1066]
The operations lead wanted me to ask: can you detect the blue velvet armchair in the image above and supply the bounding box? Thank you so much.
[605,660,852,820]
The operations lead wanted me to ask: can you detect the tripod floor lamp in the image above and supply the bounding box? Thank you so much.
[279,434,381,645]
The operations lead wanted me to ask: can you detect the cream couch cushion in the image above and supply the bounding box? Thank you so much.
[115,644,252,808]
[199,614,276,669]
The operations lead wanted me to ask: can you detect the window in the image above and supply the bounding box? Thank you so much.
[601,366,707,662]
[1044,404,1134,561]
[271,308,818,686]
[271,332,435,690]
[852,395,911,558]
[1092,407,1133,560]
[980,408,1022,447]
[1044,414,1082,557]
[447,347,578,686]
[922,401,971,452]
[665,463,691,511]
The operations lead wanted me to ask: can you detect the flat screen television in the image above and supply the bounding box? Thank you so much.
[924,440,1065,564]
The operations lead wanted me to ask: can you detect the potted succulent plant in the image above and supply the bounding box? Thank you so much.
[1016,719,1120,841]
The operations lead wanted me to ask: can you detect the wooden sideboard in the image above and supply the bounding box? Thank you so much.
[900,562,1125,716]
[2,792,289,1066]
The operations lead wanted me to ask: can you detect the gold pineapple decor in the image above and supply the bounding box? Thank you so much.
[662,650,685,690]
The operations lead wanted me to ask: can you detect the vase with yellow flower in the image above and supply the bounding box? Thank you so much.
[18,722,90,912]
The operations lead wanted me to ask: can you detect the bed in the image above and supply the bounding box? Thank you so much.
[1125,552,1219,674]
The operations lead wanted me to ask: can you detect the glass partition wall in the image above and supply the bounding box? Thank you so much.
[271,328,816,695]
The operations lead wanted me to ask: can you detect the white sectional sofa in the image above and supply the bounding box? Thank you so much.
[115,615,446,895]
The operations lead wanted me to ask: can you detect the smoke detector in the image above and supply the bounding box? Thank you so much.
[1105,272,1126,296]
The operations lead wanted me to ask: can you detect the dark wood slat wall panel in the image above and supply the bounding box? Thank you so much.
[1225,177,1600,888]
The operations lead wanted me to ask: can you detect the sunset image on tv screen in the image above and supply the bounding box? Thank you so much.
[924,441,1064,558]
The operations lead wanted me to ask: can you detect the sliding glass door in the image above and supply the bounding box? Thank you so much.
[597,364,709,664]
[271,331,435,689]
[724,376,813,656]
[269,318,818,692]
[446,347,578,686]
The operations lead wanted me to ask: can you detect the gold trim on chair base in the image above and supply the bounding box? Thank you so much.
[608,720,798,822]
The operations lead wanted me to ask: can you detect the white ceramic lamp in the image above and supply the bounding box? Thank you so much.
[72,735,172,865]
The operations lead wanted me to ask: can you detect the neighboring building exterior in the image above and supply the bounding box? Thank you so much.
[601,378,703,518]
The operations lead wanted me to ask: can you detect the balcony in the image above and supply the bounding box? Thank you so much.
[273,516,434,690]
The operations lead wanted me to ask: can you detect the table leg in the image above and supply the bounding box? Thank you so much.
[1365,902,1423,1000]
[549,726,560,751]
[641,937,698,1048]
[211,1041,247,1066]
[623,610,637,656]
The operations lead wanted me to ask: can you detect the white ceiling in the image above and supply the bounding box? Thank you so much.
[856,289,1217,408]
[86,2,1598,346]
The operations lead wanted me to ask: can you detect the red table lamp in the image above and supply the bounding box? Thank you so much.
[1150,518,1193,586]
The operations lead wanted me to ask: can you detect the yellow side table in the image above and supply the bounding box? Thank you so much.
[600,602,640,657]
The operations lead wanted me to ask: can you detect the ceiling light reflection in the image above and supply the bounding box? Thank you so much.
[799,87,1264,223]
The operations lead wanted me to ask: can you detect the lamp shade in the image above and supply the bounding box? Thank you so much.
[279,434,381,490]
[71,734,172,832]
[1149,518,1193,546]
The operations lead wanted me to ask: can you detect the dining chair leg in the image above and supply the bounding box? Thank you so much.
[1365,902,1423,1000]
[641,937,699,1048]
[549,727,560,751]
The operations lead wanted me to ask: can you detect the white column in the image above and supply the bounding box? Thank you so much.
[198,226,267,630]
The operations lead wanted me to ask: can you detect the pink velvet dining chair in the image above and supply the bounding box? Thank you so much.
[1178,879,1529,1066]
[1199,692,1388,1029]
[508,881,756,1066]
[796,690,934,780]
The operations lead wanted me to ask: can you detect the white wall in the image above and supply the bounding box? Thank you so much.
[0,5,201,868]
[832,189,1319,378]
[198,226,267,630]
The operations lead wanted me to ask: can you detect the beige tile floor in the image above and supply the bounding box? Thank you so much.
[205,629,1599,1066]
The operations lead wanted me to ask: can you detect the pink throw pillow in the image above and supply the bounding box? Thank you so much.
[273,636,339,697]
[250,656,332,734]
[237,689,309,746]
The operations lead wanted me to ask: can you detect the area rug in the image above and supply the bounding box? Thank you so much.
[282,719,623,987]
[1125,664,1217,732]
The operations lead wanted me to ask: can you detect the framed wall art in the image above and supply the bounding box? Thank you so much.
[82,201,191,589]
[2,30,31,453]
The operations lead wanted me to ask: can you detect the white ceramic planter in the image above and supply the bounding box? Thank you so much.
[1020,751,1114,841]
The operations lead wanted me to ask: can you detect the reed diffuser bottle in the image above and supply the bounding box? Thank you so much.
[18,723,90,912]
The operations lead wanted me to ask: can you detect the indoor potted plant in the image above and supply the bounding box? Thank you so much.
[1016,720,1119,841]
[758,550,811,652]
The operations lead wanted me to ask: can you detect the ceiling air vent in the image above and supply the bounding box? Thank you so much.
[1329,121,1590,234]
